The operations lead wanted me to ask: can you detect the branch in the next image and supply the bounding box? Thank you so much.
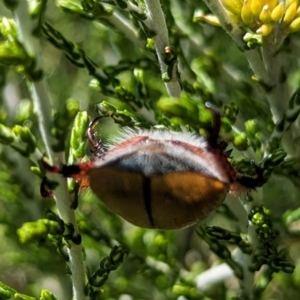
[11,1,86,299]
[144,0,182,98]
[195,263,234,290]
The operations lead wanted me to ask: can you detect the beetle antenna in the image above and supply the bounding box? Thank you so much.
[87,116,106,158]
[205,102,221,147]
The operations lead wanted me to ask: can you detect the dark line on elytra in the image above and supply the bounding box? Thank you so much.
[143,176,155,228]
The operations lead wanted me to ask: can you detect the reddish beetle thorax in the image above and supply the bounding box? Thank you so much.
[91,129,236,184]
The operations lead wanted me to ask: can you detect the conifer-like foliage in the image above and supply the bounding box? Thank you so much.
[0,0,300,299]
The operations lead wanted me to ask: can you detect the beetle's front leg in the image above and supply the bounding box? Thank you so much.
[41,157,93,179]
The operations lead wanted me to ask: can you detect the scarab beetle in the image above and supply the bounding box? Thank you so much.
[43,104,265,229]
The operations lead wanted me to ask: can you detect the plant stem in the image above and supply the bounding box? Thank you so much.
[261,31,289,122]
[218,189,262,299]
[195,263,234,290]
[144,0,182,98]
[12,1,86,299]
[203,0,270,80]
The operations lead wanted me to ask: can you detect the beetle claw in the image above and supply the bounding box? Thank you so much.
[87,116,107,158]
[40,176,54,198]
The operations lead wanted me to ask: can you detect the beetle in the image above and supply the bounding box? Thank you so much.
[43,104,265,229]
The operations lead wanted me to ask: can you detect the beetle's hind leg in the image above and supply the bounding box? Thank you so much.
[236,164,266,189]
[87,116,107,158]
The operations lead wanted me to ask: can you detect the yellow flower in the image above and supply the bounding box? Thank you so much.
[259,5,272,23]
[221,0,300,36]
[241,0,255,26]
[198,0,300,37]
[282,1,298,25]
[271,3,285,22]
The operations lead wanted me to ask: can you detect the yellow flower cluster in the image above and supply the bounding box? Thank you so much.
[222,0,300,36]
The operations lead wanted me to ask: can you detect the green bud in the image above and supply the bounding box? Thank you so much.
[13,125,36,154]
[0,281,17,298]
[157,97,186,117]
[245,119,259,136]
[69,111,89,159]
[282,207,300,227]
[16,99,33,124]
[0,41,26,66]
[65,99,80,120]
[17,219,62,244]
[233,132,248,150]
[223,103,238,124]
[172,283,189,297]
[0,17,17,39]
[167,117,181,127]
[133,68,144,83]
[28,0,42,18]
[0,288,13,299]
[69,142,87,162]
[14,293,36,300]
[57,0,86,15]
[30,166,42,177]
[89,79,102,92]
[243,32,262,49]
[95,101,116,117]
[0,123,17,144]
[198,106,214,128]
[221,117,232,133]
[252,212,265,225]
[39,289,59,300]
[146,38,155,51]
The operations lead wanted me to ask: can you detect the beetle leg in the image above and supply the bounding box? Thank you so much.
[87,116,106,158]
[40,176,54,198]
[41,157,92,179]
[205,102,221,148]
[236,164,266,189]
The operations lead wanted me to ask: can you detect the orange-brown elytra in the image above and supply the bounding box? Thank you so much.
[42,104,265,229]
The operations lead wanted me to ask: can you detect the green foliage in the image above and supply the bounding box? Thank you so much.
[1,1,300,300]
